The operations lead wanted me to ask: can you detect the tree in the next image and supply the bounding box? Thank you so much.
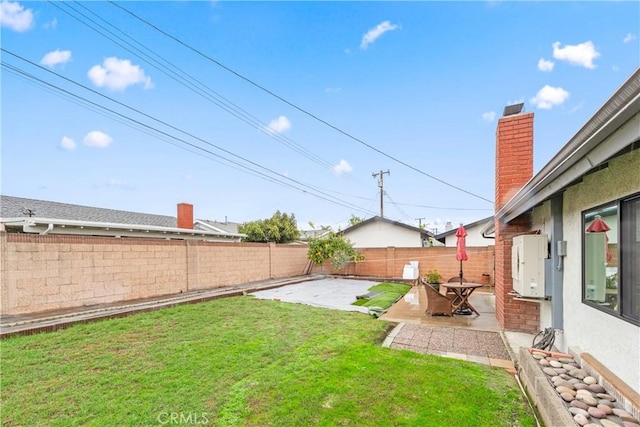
[348,214,364,227]
[239,211,300,243]
[307,231,364,270]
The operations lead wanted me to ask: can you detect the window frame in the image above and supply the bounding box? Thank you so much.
[581,191,640,326]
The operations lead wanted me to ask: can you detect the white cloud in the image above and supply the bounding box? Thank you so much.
[481,111,496,122]
[40,50,72,68]
[537,58,554,72]
[332,159,352,175]
[43,17,57,30]
[83,130,112,148]
[59,136,76,150]
[612,65,620,72]
[360,21,399,50]
[552,41,600,69]
[106,179,134,190]
[623,33,636,43]
[87,57,153,91]
[530,85,570,109]
[265,116,291,134]
[0,0,34,32]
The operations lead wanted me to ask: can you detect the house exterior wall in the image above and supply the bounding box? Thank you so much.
[531,201,554,329]
[443,223,495,247]
[0,233,309,316]
[343,221,424,248]
[558,148,640,392]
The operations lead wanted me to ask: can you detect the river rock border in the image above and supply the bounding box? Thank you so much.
[518,347,639,427]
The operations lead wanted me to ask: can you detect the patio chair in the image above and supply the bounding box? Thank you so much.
[422,277,454,316]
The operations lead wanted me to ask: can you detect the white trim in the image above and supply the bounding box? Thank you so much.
[0,217,246,241]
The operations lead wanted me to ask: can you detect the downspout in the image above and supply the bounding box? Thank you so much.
[40,223,54,235]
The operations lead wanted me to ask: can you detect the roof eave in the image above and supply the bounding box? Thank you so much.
[496,68,640,224]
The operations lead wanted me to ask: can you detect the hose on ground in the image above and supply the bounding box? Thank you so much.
[532,327,555,350]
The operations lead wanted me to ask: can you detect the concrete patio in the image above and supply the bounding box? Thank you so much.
[380,284,536,371]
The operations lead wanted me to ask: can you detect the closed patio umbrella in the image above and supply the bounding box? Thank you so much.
[455,224,468,284]
[586,215,612,262]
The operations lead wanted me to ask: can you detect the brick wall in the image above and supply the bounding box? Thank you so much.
[0,233,309,315]
[494,110,540,332]
[313,246,495,284]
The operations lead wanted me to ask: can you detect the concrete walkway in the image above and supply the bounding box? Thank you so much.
[380,285,536,371]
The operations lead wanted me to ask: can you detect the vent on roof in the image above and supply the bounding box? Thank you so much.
[503,103,524,117]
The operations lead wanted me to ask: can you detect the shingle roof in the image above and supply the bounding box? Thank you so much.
[341,216,434,237]
[1,195,177,228]
[195,219,240,234]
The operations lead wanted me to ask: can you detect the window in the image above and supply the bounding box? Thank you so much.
[583,192,640,325]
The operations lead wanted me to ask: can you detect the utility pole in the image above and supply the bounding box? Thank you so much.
[415,217,425,229]
[372,169,390,218]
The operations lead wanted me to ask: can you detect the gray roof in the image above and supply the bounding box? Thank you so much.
[341,216,434,237]
[435,216,494,239]
[195,219,240,234]
[1,195,177,227]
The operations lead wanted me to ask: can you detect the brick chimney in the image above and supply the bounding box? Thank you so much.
[495,106,534,210]
[493,104,539,332]
[177,203,194,229]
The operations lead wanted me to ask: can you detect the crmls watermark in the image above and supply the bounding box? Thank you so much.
[157,412,210,425]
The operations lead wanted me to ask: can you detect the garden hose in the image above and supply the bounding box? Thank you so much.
[532,327,555,350]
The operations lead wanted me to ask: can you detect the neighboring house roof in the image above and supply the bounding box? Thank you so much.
[0,195,245,241]
[1,195,176,227]
[484,68,640,234]
[298,229,331,241]
[435,216,494,240]
[195,219,241,234]
[341,216,435,238]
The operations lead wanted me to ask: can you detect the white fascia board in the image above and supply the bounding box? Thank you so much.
[497,91,640,224]
[0,217,246,239]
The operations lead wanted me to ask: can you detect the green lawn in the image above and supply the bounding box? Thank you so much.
[0,297,535,426]
[352,282,412,309]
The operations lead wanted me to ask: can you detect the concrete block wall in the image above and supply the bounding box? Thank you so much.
[0,232,309,316]
[315,246,495,284]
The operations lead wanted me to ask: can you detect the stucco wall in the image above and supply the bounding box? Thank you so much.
[560,148,640,392]
[443,222,495,247]
[344,221,424,248]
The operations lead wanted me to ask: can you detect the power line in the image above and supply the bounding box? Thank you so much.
[107,0,494,205]
[2,51,378,216]
[46,0,350,183]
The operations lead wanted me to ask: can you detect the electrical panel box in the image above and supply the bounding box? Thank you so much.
[512,234,548,297]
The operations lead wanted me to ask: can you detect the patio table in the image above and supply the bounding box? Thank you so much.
[439,282,483,315]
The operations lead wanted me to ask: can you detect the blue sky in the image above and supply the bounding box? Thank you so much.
[2,1,638,232]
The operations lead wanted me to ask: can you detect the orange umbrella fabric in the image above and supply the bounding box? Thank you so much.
[455,225,468,261]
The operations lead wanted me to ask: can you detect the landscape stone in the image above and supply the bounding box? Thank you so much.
[575,394,598,406]
[563,363,577,370]
[588,384,606,393]
[570,407,589,417]
[597,404,613,415]
[622,422,640,427]
[596,393,616,402]
[556,386,576,396]
[588,407,607,419]
[550,360,563,368]
[560,373,572,380]
[570,369,588,379]
[574,414,589,426]
[575,383,591,390]
[561,392,575,402]
[539,359,551,366]
[570,400,589,410]
[598,399,615,407]
[559,357,575,364]
[613,409,634,420]
[583,376,597,385]
[576,389,595,397]
[532,352,546,359]
[555,368,568,375]
[568,378,581,384]
[600,420,622,427]
[543,367,558,376]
